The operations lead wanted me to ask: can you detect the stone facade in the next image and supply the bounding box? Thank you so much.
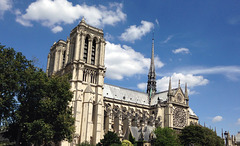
[46,18,198,146]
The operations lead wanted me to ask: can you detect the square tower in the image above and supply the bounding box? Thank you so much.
[46,18,106,145]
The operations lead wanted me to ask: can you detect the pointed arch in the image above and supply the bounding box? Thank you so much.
[91,38,97,65]
[83,35,89,63]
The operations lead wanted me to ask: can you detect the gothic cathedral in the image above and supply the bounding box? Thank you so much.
[46,18,198,146]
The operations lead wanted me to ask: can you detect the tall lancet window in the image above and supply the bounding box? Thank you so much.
[83,36,89,63]
[91,39,96,65]
[62,50,66,67]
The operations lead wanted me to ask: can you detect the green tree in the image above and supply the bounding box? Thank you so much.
[1,44,74,145]
[153,127,180,146]
[97,131,121,146]
[0,44,32,126]
[128,132,135,144]
[77,141,94,146]
[122,140,133,146]
[179,125,224,146]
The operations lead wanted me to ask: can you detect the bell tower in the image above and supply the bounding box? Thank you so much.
[46,18,106,145]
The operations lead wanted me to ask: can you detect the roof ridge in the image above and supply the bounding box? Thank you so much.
[104,83,147,95]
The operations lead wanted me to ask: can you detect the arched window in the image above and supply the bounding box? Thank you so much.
[90,73,93,83]
[91,39,96,65]
[62,50,66,67]
[83,36,89,63]
[92,101,96,122]
[83,69,88,82]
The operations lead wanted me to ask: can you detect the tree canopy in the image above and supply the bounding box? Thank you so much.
[0,44,32,126]
[0,44,74,145]
[97,131,121,146]
[153,127,180,146]
[179,124,224,146]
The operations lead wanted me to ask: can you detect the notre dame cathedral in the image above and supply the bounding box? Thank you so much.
[46,18,198,146]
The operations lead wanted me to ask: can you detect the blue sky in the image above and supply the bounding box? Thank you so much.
[1,0,240,137]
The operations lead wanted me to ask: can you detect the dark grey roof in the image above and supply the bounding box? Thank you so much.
[103,84,197,117]
[150,91,169,105]
[103,84,149,105]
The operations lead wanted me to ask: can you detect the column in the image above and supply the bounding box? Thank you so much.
[99,40,105,66]
[108,109,113,132]
[152,116,156,128]
[128,115,132,127]
[77,66,84,81]
[74,32,80,61]
[92,96,104,145]
[79,33,85,61]
[65,38,70,65]
[53,51,58,72]
[95,42,99,66]
[58,50,63,70]
[72,64,77,81]
[118,111,123,137]
[46,53,51,75]
[80,92,94,143]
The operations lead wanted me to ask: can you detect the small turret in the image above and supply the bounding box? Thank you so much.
[185,83,188,98]
[80,17,85,24]
[178,79,181,88]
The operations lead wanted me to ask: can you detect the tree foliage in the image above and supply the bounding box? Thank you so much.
[0,44,32,125]
[77,141,94,146]
[0,44,74,145]
[122,140,133,146]
[179,124,224,146]
[128,132,135,144]
[97,131,121,146]
[153,127,180,146]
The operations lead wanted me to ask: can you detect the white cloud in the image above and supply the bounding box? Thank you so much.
[212,116,223,123]
[0,0,12,18]
[137,83,147,91]
[120,20,154,43]
[16,0,126,32]
[162,35,173,43]
[155,18,159,26]
[156,73,208,92]
[52,25,63,33]
[105,33,114,41]
[105,41,164,80]
[180,66,240,81]
[172,48,190,54]
[237,118,240,125]
[137,73,208,94]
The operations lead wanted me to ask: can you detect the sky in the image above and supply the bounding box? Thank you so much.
[1,0,240,137]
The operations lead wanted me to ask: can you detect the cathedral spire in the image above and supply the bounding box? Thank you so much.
[150,32,155,74]
[147,33,157,103]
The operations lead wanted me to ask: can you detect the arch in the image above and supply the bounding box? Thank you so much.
[83,36,89,63]
[70,40,76,62]
[83,69,88,82]
[91,38,96,65]
[62,50,66,67]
